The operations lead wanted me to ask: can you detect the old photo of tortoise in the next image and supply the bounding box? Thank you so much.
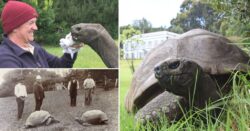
[24,110,59,128]
[75,110,108,126]
[125,29,250,124]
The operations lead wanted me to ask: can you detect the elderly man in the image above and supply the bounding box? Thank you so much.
[0,1,82,68]
[68,77,79,107]
[83,74,96,105]
[14,79,27,119]
[33,75,45,111]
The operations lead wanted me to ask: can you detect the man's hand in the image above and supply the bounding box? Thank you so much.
[19,96,25,100]
[59,33,84,58]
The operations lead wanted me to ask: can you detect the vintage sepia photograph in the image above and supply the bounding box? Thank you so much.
[0,69,118,131]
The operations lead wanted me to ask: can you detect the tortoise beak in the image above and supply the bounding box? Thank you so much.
[71,25,81,42]
[154,66,163,79]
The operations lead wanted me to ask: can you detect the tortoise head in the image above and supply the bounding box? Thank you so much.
[71,23,103,44]
[46,117,60,125]
[154,58,202,98]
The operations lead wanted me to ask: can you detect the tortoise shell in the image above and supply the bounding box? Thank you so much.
[125,29,250,112]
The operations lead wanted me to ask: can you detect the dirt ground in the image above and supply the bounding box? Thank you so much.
[0,87,118,131]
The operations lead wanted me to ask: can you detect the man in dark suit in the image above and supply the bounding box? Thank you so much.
[68,77,79,106]
[33,75,45,111]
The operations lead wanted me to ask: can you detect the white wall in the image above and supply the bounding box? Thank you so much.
[123,31,179,59]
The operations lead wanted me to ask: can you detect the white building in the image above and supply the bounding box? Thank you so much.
[123,31,180,59]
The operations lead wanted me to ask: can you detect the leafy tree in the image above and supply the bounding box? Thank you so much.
[169,0,221,33]
[132,18,152,33]
[150,26,168,32]
[206,0,250,23]
[202,0,250,37]
[53,0,118,39]
[0,69,62,97]
[120,25,142,73]
[24,0,57,44]
[168,25,184,34]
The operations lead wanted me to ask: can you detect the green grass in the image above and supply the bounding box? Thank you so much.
[43,45,106,68]
[120,59,142,131]
[120,60,250,131]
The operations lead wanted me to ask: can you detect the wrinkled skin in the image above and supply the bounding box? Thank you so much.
[155,58,201,97]
[71,23,118,68]
[155,58,221,108]
[135,91,188,125]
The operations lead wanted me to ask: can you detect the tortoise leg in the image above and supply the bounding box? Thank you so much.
[24,125,32,129]
[51,118,60,124]
[75,117,93,126]
[45,117,52,125]
[135,91,188,125]
[75,117,84,124]
[82,123,92,126]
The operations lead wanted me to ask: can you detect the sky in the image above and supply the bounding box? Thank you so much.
[119,0,185,28]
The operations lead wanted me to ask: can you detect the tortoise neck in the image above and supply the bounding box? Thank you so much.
[88,30,118,68]
[191,73,220,108]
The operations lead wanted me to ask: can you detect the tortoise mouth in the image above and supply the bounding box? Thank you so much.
[156,73,192,97]
[156,73,189,83]
[71,32,81,42]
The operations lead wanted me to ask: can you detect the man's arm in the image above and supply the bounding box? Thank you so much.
[83,80,87,88]
[92,79,96,87]
[40,47,78,68]
[23,85,28,97]
[77,80,80,89]
[0,54,23,68]
[33,85,40,99]
[67,81,71,90]
[40,84,45,98]
[14,84,19,97]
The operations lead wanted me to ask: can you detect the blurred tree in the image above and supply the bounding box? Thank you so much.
[120,25,142,73]
[168,25,184,34]
[0,69,63,97]
[132,18,152,33]
[53,0,118,39]
[169,0,221,33]
[203,0,250,37]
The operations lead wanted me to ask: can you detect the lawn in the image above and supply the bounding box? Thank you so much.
[120,59,250,131]
[120,59,142,131]
[43,45,106,68]
[0,88,118,131]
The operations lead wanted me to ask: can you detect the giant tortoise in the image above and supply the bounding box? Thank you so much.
[75,110,108,126]
[24,110,59,128]
[125,29,250,124]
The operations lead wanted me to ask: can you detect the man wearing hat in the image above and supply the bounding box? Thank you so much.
[33,75,45,110]
[0,0,82,68]
[14,78,27,119]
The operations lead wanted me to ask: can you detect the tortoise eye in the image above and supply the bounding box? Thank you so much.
[168,61,180,69]
[76,27,81,32]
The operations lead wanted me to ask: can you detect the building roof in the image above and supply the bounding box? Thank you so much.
[131,31,180,40]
